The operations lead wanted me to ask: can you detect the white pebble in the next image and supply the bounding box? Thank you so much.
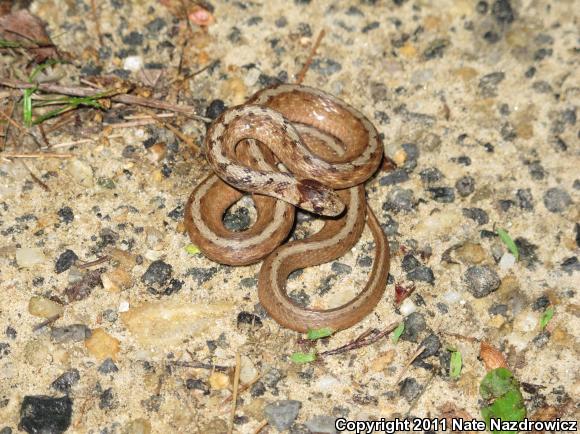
[315,375,340,393]
[118,300,130,312]
[16,248,46,268]
[399,298,417,316]
[67,159,94,187]
[239,355,258,384]
[442,290,461,304]
[499,253,516,270]
[513,310,537,333]
[243,68,261,87]
[123,56,143,72]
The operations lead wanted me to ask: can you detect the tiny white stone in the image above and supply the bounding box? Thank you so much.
[239,355,258,384]
[499,253,516,270]
[118,300,130,312]
[315,375,340,392]
[514,310,537,333]
[15,248,46,268]
[399,298,417,316]
[243,68,261,87]
[123,55,143,71]
[442,290,461,304]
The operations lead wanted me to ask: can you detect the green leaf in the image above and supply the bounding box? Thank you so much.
[391,322,405,344]
[307,327,334,340]
[23,87,34,128]
[184,244,200,255]
[540,306,554,329]
[449,350,462,379]
[480,368,526,434]
[496,228,519,261]
[290,351,316,364]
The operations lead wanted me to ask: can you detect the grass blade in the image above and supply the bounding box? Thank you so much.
[497,228,519,261]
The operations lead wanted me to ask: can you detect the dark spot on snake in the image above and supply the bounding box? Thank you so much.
[303,155,312,164]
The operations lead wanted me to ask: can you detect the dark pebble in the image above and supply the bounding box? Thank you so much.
[57,207,74,224]
[146,17,166,32]
[55,249,78,274]
[263,400,302,431]
[51,369,80,393]
[436,303,448,314]
[362,21,380,33]
[98,358,119,374]
[310,58,342,76]
[223,207,251,232]
[483,30,500,44]
[141,260,172,286]
[476,1,488,14]
[99,388,117,410]
[19,395,72,434]
[402,143,419,166]
[532,295,550,312]
[407,266,435,284]
[401,254,420,272]
[0,428,11,434]
[0,343,10,359]
[498,199,514,212]
[516,188,534,210]
[275,17,287,27]
[122,31,143,45]
[534,48,552,61]
[263,368,285,389]
[289,423,311,434]
[532,331,550,349]
[419,167,443,184]
[236,311,263,328]
[331,262,352,274]
[464,265,500,298]
[51,324,91,344]
[357,255,373,267]
[399,378,422,402]
[187,266,219,284]
[455,176,475,197]
[352,393,378,406]
[527,161,545,180]
[479,72,505,97]
[543,188,572,213]
[186,378,209,394]
[575,223,580,248]
[382,188,415,212]
[5,326,16,340]
[240,277,257,288]
[414,334,441,363]
[439,350,451,375]
[462,208,489,225]
[122,145,136,158]
[380,213,399,236]
[250,381,266,397]
[561,256,579,274]
[428,187,455,203]
[422,39,449,60]
[64,269,103,302]
[492,0,515,24]
[401,312,426,343]
[32,277,44,287]
[206,99,226,120]
[489,303,509,316]
[379,169,409,186]
[532,80,552,93]
[515,237,539,268]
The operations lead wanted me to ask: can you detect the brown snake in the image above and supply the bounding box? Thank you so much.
[185,84,390,332]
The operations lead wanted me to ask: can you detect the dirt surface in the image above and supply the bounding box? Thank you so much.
[0,0,578,433]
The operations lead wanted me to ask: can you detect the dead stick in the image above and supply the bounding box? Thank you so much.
[296,29,326,85]
[77,255,109,269]
[141,108,199,153]
[0,79,212,122]
[228,353,241,434]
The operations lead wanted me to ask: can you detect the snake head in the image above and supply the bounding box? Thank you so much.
[297,179,345,216]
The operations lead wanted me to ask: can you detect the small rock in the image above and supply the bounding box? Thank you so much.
[51,369,80,393]
[123,56,143,71]
[305,415,337,433]
[263,400,302,431]
[399,378,422,402]
[464,265,501,298]
[99,388,117,410]
[401,254,420,272]
[513,310,537,333]
[19,395,72,434]
[28,297,64,319]
[419,167,443,184]
[399,298,417,316]
[455,242,487,264]
[57,207,74,224]
[98,358,119,374]
[492,0,515,24]
[414,334,441,363]
[101,268,133,292]
[499,253,516,270]
[208,372,230,390]
[315,375,340,393]
[51,324,91,343]
[67,159,93,187]
[236,311,263,329]
[330,262,352,274]
[16,248,46,268]
[141,260,172,286]
[462,207,489,225]
[186,378,209,394]
[206,100,226,119]
[407,266,435,284]
[262,368,285,390]
[64,269,103,302]
[223,206,251,232]
[383,188,415,212]
[561,256,579,274]
[55,250,78,274]
[401,312,426,342]
[0,427,11,434]
[428,187,455,203]
[479,72,505,97]
[543,188,571,213]
[532,295,550,312]
[379,169,409,186]
[489,304,509,316]
[240,355,258,384]
[455,176,475,197]
[310,58,341,75]
[84,328,120,361]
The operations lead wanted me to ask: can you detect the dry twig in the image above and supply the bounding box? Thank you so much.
[228,352,241,434]
[296,29,326,84]
[320,322,398,357]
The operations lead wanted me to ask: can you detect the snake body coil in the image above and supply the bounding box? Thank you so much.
[185,84,390,332]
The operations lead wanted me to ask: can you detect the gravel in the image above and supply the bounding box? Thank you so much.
[543,188,572,213]
[463,266,501,298]
[263,400,302,430]
[141,260,173,286]
[19,395,73,434]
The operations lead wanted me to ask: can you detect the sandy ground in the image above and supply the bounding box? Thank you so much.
[0,0,578,433]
